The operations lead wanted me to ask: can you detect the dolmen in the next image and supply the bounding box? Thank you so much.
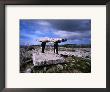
[32,38,67,66]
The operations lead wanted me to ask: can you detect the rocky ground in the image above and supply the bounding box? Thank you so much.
[20,46,91,73]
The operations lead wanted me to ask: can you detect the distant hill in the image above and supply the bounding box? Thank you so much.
[20,44,91,48]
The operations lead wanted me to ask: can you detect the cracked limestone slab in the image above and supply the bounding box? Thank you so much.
[32,52,65,66]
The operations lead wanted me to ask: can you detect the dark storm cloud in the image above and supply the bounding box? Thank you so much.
[47,19,91,41]
[44,19,91,32]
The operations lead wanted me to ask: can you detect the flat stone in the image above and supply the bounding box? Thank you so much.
[32,52,65,66]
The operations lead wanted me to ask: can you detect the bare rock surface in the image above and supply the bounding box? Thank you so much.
[59,50,90,59]
[20,47,91,73]
[32,52,65,66]
[32,48,90,66]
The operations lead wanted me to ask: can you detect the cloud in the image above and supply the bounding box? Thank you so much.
[53,30,91,40]
[45,19,91,32]
[35,30,44,35]
[20,19,91,45]
[37,21,51,26]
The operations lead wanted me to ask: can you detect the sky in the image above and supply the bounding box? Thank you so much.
[20,19,91,45]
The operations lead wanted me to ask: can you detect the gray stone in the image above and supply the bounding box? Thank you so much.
[32,52,65,66]
[26,68,32,73]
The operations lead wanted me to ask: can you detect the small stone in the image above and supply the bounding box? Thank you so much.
[26,68,32,73]
[77,64,80,67]
[57,64,63,70]
[44,67,47,72]
[72,59,75,62]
